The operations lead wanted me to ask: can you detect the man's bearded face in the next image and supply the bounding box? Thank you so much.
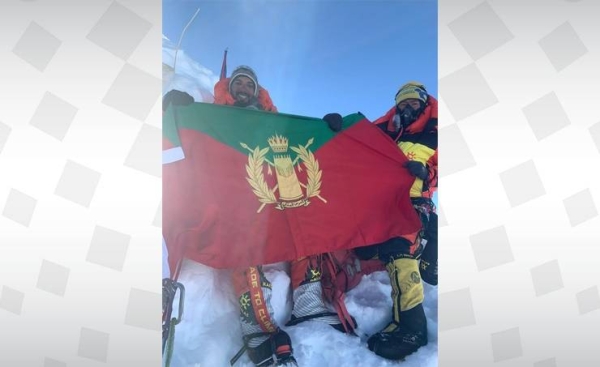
[230,76,256,106]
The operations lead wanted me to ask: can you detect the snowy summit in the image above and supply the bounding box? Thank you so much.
[162,39,438,367]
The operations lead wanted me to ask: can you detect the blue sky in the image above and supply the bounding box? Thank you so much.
[163,0,437,121]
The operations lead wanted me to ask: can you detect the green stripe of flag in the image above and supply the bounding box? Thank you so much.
[163,102,365,154]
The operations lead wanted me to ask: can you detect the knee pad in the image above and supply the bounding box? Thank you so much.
[420,212,438,285]
[378,237,415,263]
[290,256,322,289]
[354,245,379,260]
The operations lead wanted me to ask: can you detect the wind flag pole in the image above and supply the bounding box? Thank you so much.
[220,48,228,81]
[173,7,201,72]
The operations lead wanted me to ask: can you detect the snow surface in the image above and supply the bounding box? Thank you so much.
[167,260,437,367]
[162,35,218,103]
[162,38,438,367]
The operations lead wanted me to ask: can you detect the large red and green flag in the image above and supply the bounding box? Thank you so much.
[163,102,421,273]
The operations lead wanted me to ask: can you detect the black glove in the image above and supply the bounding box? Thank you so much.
[405,161,428,180]
[323,113,343,132]
[162,90,194,112]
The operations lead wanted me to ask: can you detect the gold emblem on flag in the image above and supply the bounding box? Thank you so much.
[240,135,327,213]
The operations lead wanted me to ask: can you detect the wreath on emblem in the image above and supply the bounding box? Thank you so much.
[241,137,326,213]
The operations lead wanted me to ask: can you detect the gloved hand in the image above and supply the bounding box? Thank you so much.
[405,161,428,180]
[323,113,343,132]
[162,90,194,112]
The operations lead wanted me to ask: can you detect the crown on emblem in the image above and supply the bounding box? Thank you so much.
[268,134,288,153]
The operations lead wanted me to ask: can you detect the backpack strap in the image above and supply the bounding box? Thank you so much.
[320,253,356,333]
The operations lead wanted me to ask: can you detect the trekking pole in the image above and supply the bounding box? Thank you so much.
[229,344,248,366]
